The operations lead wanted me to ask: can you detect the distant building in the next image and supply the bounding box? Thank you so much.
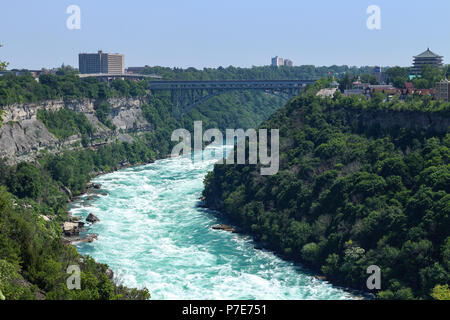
[127,65,151,74]
[412,48,443,75]
[405,82,415,90]
[368,84,394,91]
[344,81,435,100]
[271,56,284,67]
[372,66,383,83]
[284,59,293,67]
[0,69,43,79]
[316,88,338,98]
[344,89,366,97]
[352,80,370,90]
[271,56,293,67]
[79,50,125,74]
[345,83,394,97]
[435,80,450,101]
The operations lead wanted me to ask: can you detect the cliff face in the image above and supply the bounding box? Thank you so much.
[0,97,153,164]
[1,97,448,165]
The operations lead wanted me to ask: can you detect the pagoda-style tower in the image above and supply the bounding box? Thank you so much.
[412,48,443,74]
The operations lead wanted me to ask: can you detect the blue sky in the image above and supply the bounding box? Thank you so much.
[1,0,449,69]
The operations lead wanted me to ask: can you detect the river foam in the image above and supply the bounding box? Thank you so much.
[70,145,355,300]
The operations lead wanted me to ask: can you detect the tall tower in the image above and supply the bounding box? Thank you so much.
[412,48,443,75]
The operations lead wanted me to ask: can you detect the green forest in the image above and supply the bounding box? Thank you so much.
[0,148,154,299]
[37,108,95,139]
[0,64,379,107]
[1,64,449,300]
[0,66,290,299]
[203,82,450,300]
[139,65,375,81]
[0,66,146,106]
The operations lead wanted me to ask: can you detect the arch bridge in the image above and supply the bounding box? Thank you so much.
[147,79,316,117]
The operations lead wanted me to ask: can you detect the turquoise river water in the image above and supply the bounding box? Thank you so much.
[70,145,355,300]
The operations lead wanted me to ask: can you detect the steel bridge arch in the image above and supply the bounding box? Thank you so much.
[147,79,316,118]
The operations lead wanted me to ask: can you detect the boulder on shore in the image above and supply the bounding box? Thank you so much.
[86,234,98,242]
[106,268,114,280]
[86,213,100,223]
[212,224,236,232]
[63,221,84,236]
[315,275,327,281]
[86,182,102,190]
[62,233,98,245]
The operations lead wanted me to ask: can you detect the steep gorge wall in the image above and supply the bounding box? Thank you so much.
[1,98,448,165]
[0,97,153,164]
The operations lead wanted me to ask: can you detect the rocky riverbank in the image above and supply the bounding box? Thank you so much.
[61,157,160,245]
[0,97,155,165]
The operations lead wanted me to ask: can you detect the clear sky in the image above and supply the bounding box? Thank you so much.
[1,0,450,70]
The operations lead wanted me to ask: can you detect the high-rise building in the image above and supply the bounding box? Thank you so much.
[79,51,125,74]
[284,59,293,67]
[412,48,443,75]
[78,52,102,74]
[271,56,284,67]
[435,80,450,101]
[271,56,293,67]
[105,53,125,74]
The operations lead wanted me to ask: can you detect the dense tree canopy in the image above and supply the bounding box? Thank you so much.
[0,71,149,106]
[140,65,375,81]
[203,85,450,300]
[37,108,95,139]
[0,174,150,300]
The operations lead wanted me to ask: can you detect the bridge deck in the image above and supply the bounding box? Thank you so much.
[78,73,162,79]
[147,79,316,90]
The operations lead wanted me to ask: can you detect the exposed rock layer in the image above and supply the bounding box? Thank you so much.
[0,97,152,164]
[1,97,449,164]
